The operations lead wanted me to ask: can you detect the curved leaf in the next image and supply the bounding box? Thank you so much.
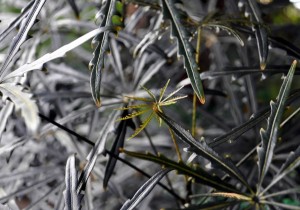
[120,168,172,210]
[122,149,241,193]
[161,0,205,103]
[90,0,124,107]
[64,154,81,210]
[0,0,34,43]
[156,111,251,191]
[257,60,297,192]
[0,0,47,79]
[0,83,39,133]
[2,27,110,81]
[241,0,268,69]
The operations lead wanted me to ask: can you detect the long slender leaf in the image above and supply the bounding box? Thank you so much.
[161,0,205,103]
[257,60,297,192]
[0,0,47,79]
[0,0,34,43]
[103,110,133,189]
[0,83,39,133]
[2,27,110,81]
[122,149,241,193]
[76,110,119,193]
[64,154,81,210]
[89,0,124,107]
[209,88,300,148]
[261,146,300,195]
[156,111,251,191]
[120,168,172,210]
[242,0,268,69]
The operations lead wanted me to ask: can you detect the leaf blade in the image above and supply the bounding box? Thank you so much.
[257,60,297,192]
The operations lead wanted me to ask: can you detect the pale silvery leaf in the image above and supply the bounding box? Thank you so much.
[0,83,40,133]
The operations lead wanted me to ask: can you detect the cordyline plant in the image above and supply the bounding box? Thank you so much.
[0,0,300,209]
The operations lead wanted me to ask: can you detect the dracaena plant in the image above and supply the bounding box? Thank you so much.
[0,0,300,210]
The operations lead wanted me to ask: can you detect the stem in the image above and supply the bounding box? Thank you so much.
[38,112,185,203]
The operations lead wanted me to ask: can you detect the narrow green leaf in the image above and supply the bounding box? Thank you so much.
[257,60,297,192]
[116,109,151,121]
[128,112,154,139]
[0,83,40,133]
[122,149,241,193]
[156,111,251,191]
[120,168,172,210]
[0,0,46,79]
[161,0,205,103]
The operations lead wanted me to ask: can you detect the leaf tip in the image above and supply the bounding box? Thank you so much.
[260,62,266,70]
[199,96,205,104]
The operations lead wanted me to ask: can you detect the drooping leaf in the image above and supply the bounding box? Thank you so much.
[160,0,205,103]
[202,21,244,46]
[0,83,40,133]
[257,60,297,192]
[120,168,172,210]
[89,0,124,107]
[156,111,251,191]
[261,146,300,195]
[2,27,110,82]
[0,0,47,79]
[103,110,133,189]
[0,0,34,43]
[77,110,119,193]
[63,154,81,210]
[122,149,241,193]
